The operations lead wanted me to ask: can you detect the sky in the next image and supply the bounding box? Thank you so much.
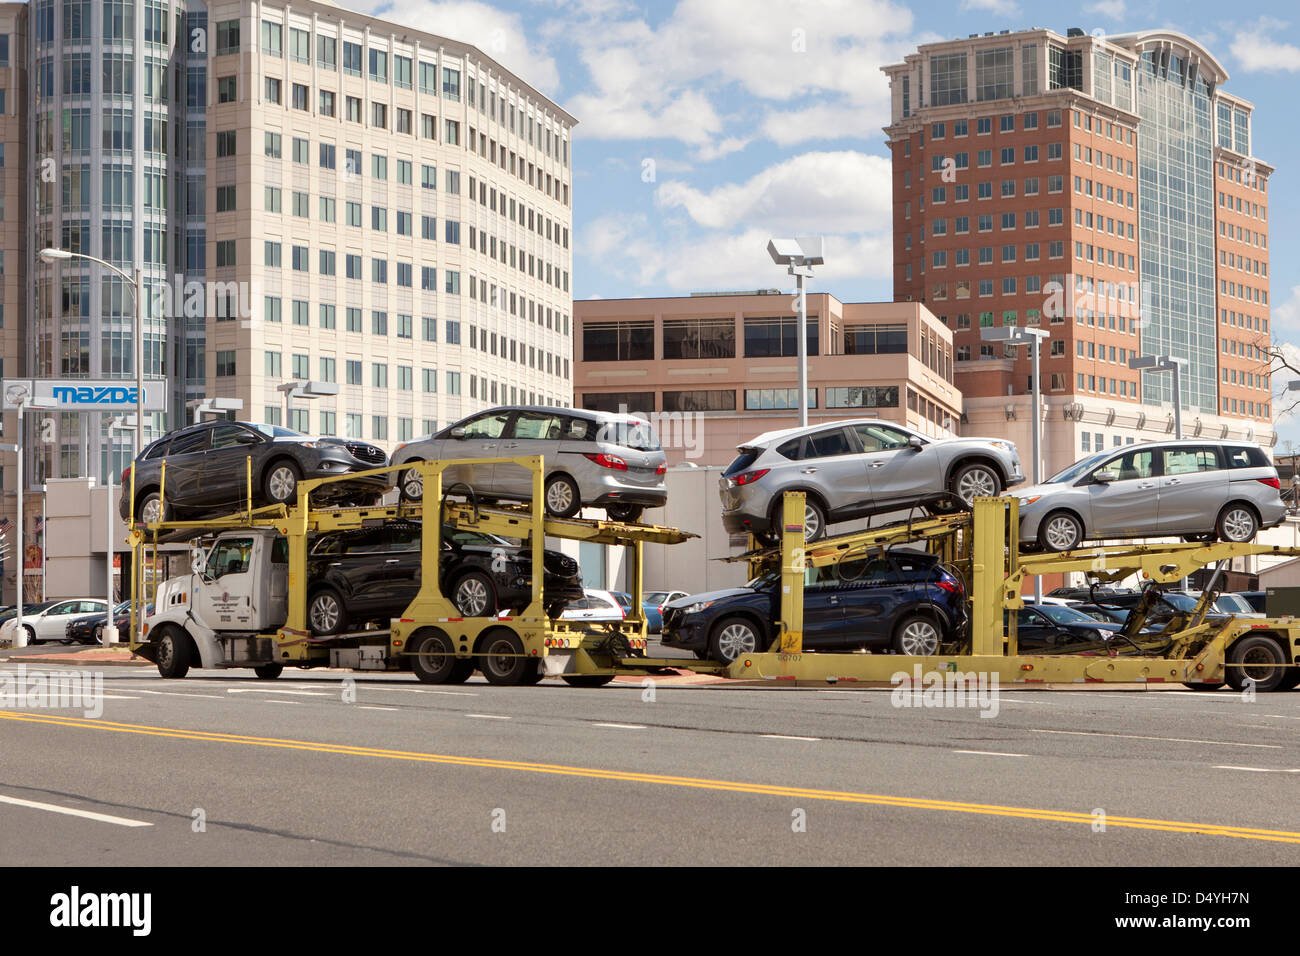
[364,0,1300,442]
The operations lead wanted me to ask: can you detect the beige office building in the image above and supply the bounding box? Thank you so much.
[573,291,960,466]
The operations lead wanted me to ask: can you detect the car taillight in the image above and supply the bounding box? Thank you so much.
[1257,477,1281,489]
[584,453,627,471]
[935,578,961,594]
[655,462,666,475]
[731,468,770,486]
[121,466,132,484]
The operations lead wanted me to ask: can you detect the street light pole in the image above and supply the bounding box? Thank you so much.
[39,249,146,458]
[767,238,825,430]
[103,415,136,645]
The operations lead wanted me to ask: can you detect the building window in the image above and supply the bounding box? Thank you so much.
[583,320,654,362]
[661,390,736,412]
[825,387,899,409]
[744,388,817,411]
[662,318,735,360]
[743,316,819,358]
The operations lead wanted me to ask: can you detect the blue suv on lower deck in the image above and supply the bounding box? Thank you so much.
[661,549,968,664]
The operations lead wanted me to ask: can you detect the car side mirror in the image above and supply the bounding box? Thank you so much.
[908,436,923,450]
[450,426,466,440]
[1093,469,1118,483]
[235,433,259,445]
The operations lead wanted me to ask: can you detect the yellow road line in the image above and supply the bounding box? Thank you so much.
[3,709,1298,844]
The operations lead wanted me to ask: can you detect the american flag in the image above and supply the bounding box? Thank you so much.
[32,516,43,535]
[0,517,9,534]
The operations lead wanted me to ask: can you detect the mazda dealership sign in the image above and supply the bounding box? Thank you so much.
[2,379,167,412]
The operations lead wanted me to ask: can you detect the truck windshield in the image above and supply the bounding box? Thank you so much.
[207,538,254,578]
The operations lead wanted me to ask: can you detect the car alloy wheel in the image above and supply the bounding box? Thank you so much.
[955,465,999,504]
[401,467,424,500]
[545,478,577,516]
[309,591,343,635]
[712,619,759,663]
[267,464,298,503]
[896,618,940,656]
[455,575,492,617]
[802,502,823,540]
[1042,513,1083,552]
[1217,506,1257,542]
[139,493,165,524]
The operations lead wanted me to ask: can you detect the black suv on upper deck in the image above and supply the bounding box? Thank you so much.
[122,421,391,522]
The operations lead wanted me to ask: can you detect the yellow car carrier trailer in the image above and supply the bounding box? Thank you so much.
[726,491,1300,691]
[125,455,1300,691]
[126,456,719,687]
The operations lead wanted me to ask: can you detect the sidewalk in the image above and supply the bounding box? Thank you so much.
[6,647,151,667]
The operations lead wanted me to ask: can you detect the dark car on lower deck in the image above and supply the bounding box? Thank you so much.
[661,549,967,664]
[303,522,584,635]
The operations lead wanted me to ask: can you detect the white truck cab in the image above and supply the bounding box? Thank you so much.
[146,529,289,670]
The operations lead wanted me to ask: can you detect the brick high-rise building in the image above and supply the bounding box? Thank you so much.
[883,28,1274,477]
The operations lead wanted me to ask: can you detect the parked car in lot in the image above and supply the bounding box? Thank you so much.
[304,522,584,635]
[1238,591,1267,614]
[720,419,1023,541]
[1014,441,1285,552]
[0,599,109,645]
[63,601,132,645]
[644,589,689,633]
[1210,592,1264,618]
[558,589,627,623]
[662,549,967,663]
[390,406,668,522]
[122,421,390,523]
[0,601,56,644]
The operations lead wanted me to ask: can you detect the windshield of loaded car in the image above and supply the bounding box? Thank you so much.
[1045,452,1109,484]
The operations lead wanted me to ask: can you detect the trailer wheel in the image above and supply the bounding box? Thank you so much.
[253,664,283,680]
[410,628,463,684]
[562,675,614,688]
[1225,634,1289,692]
[477,629,531,686]
[520,660,546,685]
[155,626,192,679]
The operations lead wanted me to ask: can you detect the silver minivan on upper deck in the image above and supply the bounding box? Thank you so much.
[389,406,668,522]
[1015,440,1286,551]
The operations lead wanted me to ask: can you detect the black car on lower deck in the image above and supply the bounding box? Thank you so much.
[304,522,584,635]
[121,421,391,523]
[662,549,968,664]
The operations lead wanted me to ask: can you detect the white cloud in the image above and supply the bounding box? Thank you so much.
[557,0,921,153]
[960,0,1020,15]
[692,137,751,162]
[362,1,561,92]
[1084,0,1126,19]
[578,218,891,292]
[1273,285,1300,334]
[760,103,876,147]
[1230,18,1300,73]
[655,151,891,235]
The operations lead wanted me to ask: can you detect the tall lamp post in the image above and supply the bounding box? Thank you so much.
[2,384,57,647]
[767,237,825,428]
[1129,354,1188,440]
[39,248,147,459]
[981,325,1050,602]
[188,397,244,425]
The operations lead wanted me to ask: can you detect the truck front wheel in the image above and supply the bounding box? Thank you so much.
[155,626,192,679]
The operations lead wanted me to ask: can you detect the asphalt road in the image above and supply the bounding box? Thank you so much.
[1,653,1297,866]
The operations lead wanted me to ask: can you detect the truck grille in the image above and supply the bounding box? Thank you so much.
[345,442,386,464]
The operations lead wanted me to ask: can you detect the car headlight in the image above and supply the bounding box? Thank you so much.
[1018,495,1041,507]
[685,601,713,615]
[990,441,1013,453]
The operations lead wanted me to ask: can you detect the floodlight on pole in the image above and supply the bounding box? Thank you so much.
[767,237,825,428]
[188,396,244,424]
[981,324,1050,602]
[278,381,339,430]
[1128,354,1188,439]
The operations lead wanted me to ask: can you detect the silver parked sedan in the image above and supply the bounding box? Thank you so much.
[720,418,1024,540]
[390,406,668,522]
[1015,440,1286,551]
